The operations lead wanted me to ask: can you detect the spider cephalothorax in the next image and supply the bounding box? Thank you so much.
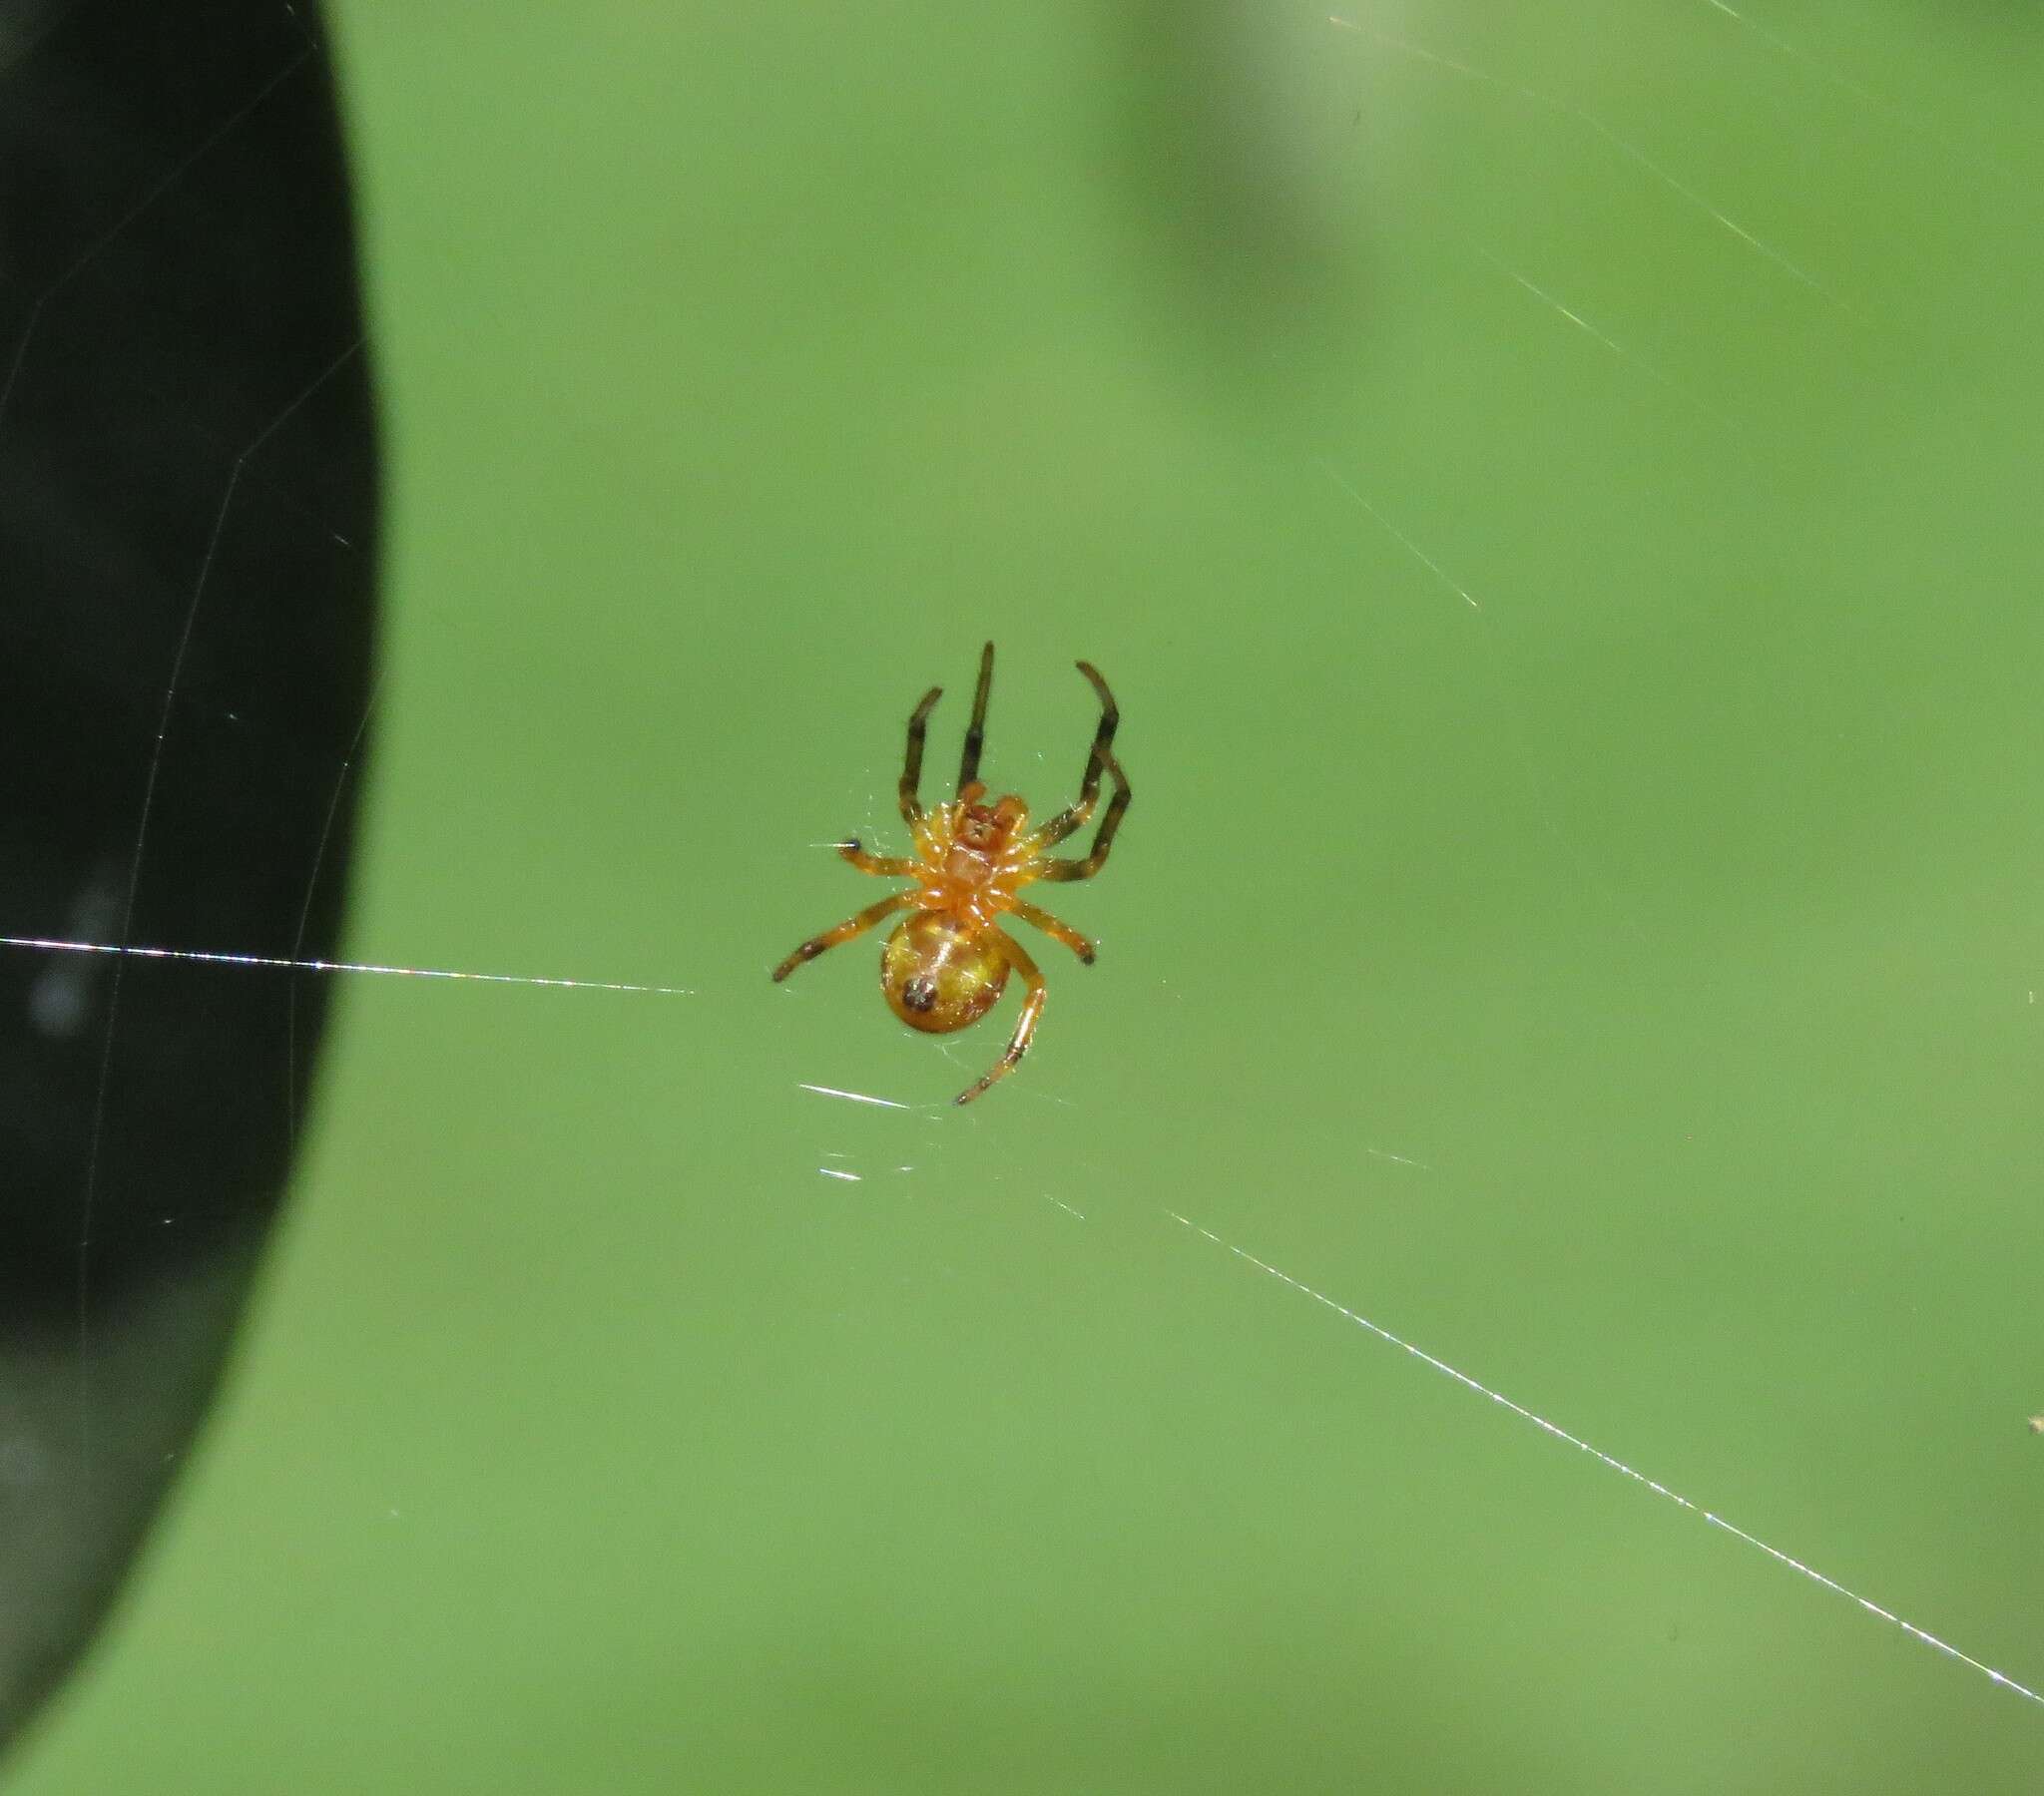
[771,643,1131,1105]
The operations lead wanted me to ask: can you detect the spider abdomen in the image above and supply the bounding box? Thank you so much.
[881,913,1008,1034]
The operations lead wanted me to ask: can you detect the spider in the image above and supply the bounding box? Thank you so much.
[771,642,1131,1105]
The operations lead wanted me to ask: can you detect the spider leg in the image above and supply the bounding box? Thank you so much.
[771,892,912,983]
[1008,898,1095,964]
[1031,661,1119,849]
[955,927,1045,1105]
[1035,748,1130,883]
[837,839,919,877]
[956,641,994,795]
[899,682,944,825]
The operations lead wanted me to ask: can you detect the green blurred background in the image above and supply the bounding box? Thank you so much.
[18,1,2044,1788]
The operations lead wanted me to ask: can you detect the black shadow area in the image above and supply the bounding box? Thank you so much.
[0,0,379,1749]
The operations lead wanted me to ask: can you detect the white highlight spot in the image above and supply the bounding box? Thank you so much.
[798,1082,913,1111]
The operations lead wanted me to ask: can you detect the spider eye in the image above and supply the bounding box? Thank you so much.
[900,976,938,1015]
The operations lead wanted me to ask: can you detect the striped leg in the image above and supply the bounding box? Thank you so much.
[957,641,995,794]
[1032,661,1119,848]
[1037,750,1130,883]
[899,683,944,825]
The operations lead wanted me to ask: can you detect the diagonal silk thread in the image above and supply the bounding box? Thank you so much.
[1168,1210,2042,1710]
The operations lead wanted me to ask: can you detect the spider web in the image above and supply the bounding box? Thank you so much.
[7,1,2044,1790]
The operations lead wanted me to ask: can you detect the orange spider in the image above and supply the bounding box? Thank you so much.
[771,642,1131,1105]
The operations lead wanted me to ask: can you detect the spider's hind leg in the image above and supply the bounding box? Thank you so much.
[955,927,1045,1105]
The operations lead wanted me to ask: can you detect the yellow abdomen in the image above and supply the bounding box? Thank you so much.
[881,913,1008,1034]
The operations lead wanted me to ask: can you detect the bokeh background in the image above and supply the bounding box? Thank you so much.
[15,2,2044,1788]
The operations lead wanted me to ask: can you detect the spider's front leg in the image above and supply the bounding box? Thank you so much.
[955,927,1045,1105]
[1037,749,1131,883]
[772,892,912,983]
[1032,661,1119,849]
[956,640,994,794]
[899,683,944,826]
